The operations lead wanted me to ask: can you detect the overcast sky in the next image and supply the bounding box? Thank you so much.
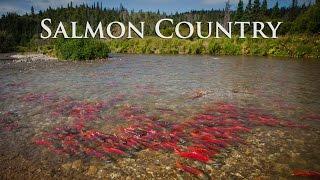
[0,0,313,15]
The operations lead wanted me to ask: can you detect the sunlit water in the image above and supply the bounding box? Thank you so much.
[0,54,319,179]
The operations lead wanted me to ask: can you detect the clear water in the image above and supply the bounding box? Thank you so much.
[0,54,319,179]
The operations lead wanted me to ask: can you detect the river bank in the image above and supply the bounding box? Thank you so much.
[0,53,57,62]
[8,35,320,61]
[107,36,320,59]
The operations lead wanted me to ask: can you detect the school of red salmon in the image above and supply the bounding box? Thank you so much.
[1,89,319,178]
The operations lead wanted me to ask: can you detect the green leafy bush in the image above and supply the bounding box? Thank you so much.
[54,39,110,60]
[208,40,222,55]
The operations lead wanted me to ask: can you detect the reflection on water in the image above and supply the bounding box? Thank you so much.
[0,54,320,179]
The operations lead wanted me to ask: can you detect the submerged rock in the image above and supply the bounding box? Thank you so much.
[86,166,98,176]
[71,160,82,170]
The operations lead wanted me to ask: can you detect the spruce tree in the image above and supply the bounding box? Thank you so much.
[253,0,260,14]
[236,0,244,20]
[291,0,297,8]
[31,6,35,15]
[246,0,252,12]
[271,1,280,18]
[290,0,298,20]
[245,0,252,19]
[261,0,268,15]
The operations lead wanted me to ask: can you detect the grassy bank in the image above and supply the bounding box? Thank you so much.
[108,36,320,59]
[19,35,320,60]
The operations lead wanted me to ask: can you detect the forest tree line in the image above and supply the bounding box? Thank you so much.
[0,0,319,52]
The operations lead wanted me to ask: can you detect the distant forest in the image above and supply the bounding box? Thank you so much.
[0,0,319,52]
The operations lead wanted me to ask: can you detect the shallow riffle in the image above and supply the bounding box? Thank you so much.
[0,54,320,179]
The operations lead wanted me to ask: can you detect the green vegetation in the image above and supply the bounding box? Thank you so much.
[108,36,320,59]
[291,3,320,34]
[54,39,110,60]
[0,1,319,59]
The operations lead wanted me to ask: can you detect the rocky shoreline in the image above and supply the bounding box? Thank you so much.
[0,53,57,62]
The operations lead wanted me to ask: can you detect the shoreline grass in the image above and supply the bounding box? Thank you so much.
[107,36,320,59]
[16,35,320,60]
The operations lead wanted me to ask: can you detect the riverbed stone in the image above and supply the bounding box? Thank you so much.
[71,160,82,170]
[61,163,72,171]
[86,166,97,176]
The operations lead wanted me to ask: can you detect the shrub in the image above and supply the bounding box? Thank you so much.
[208,40,221,55]
[222,40,241,55]
[54,39,110,60]
[188,40,204,54]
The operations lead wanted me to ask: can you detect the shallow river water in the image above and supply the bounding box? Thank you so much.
[0,54,319,179]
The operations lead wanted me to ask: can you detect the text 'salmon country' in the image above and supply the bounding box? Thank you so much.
[40,18,283,39]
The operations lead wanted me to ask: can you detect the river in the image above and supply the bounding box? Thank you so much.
[0,54,319,179]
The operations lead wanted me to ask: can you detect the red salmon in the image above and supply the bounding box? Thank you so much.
[292,169,320,177]
[176,161,205,178]
[103,147,126,155]
[175,149,211,163]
